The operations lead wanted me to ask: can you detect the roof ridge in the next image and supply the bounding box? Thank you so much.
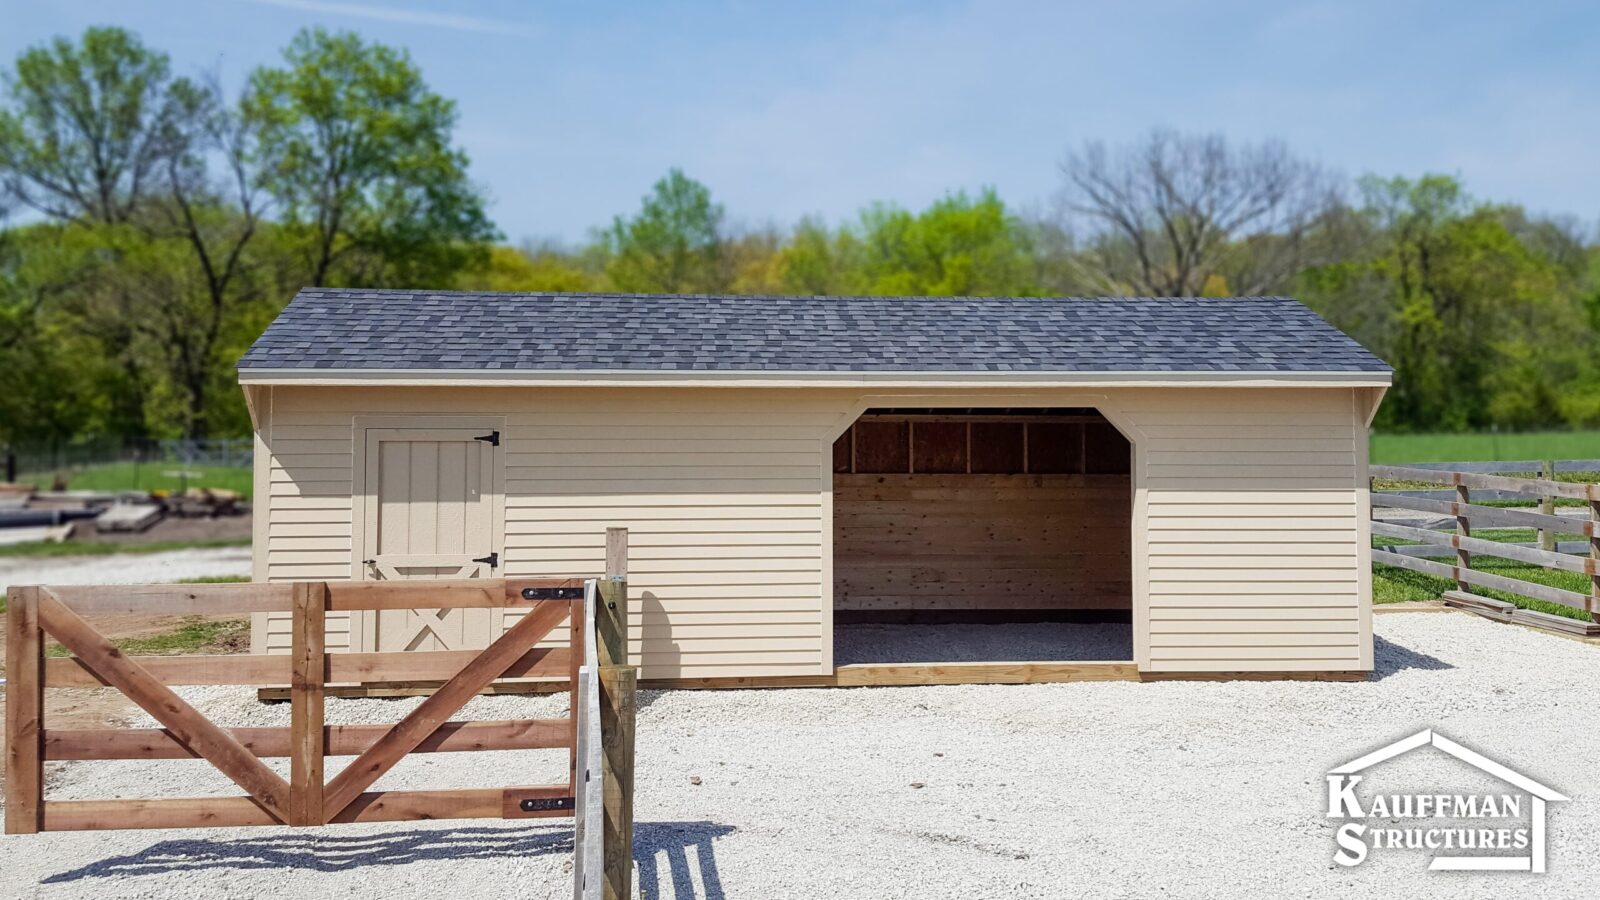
[294,288,1300,303]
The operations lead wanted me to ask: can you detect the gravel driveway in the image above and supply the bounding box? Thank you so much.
[1,611,1596,899]
[0,547,251,594]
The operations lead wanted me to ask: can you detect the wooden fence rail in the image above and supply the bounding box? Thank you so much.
[1373,459,1600,505]
[1370,463,1600,635]
[7,577,588,832]
[5,526,637,900]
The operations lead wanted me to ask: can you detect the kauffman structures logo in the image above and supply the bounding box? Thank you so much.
[1326,729,1568,872]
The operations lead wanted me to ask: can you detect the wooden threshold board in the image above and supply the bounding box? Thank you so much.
[257,662,1385,697]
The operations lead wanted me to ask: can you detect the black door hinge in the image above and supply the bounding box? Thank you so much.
[519,796,574,812]
[473,552,499,569]
[474,430,500,446]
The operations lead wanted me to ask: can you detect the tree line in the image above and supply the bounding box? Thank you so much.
[3,26,1597,446]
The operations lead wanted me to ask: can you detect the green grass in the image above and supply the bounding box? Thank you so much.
[0,537,250,558]
[21,461,253,498]
[1373,527,1593,620]
[42,616,249,658]
[1370,429,1600,464]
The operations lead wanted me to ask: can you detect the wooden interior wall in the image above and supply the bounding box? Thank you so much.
[832,414,1132,612]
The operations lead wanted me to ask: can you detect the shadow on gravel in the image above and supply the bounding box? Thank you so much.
[635,820,738,900]
[1370,634,1454,680]
[43,825,572,882]
[43,820,736,898]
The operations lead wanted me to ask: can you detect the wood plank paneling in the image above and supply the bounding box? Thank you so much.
[835,473,1130,611]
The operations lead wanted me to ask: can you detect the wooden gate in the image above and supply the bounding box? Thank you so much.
[5,577,593,832]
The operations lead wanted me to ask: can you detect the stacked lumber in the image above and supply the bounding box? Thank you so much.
[1442,591,1600,637]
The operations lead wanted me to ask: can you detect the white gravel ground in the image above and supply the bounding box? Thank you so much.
[0,547,251,594]
[2,611,1597,899]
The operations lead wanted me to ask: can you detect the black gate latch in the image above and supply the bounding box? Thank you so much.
[473,552,499,568]
[474,430,500,446]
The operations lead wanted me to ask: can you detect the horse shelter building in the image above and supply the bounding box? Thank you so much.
[239,290,1391,686]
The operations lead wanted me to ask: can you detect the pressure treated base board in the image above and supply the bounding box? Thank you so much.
[670,661,1143,689]
[257,661,1378,699]
[1137,670,1369,682]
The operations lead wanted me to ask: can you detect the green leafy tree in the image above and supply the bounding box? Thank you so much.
[0,27,180,225]
[245,28,496,288]
[458,244,599,293]
[776,216,864,295]
[602,169,727,292]
[0,27,274,438]
[855,189,1035,296]
[0,223,126,445]
[1302,175,1594,431]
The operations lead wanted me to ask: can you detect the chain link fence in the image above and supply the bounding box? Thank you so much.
[4,437,254,494]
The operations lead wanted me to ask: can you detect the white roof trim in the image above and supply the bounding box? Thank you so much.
[237,368,1391,389]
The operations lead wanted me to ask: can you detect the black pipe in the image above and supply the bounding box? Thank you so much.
[0,508,101,528]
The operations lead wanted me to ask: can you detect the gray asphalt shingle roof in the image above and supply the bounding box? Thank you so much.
[238,289,1391,374]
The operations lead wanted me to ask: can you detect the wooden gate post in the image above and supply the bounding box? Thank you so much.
[290,582,328,826]
[1538,461,1556,551]
[5,586,43,834]
[1454,483,1472,592]
[597,527,635,900]
[599,528,629,668]
[1589,496,1599,623]
[600,665,637,900]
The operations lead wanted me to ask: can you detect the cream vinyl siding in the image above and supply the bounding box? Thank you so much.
[1120,388,1367,672]
[257,386,844,678]
[252,384,1373,676]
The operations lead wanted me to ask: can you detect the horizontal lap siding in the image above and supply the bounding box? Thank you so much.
[502,409,832,676]
[1129,390,1364,672]
[257,387,840,678]
[253,384,1372,677]
[259,412,358,652]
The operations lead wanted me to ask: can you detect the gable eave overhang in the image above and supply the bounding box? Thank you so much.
[237,368,1393,389]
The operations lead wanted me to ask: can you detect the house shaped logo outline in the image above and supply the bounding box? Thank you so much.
[1329,728,1569,873]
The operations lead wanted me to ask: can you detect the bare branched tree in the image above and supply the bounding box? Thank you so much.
[1058,130,1343,296]
[135,71,268,436]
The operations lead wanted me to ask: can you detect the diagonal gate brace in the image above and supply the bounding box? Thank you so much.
[319,599,572,821]
[36,592,294,822]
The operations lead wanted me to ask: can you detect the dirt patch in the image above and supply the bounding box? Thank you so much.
[71,512,252,546]
[0,610,249,781]
[0,611,246,674]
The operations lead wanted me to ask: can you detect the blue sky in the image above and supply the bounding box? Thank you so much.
[5,1,1598,244]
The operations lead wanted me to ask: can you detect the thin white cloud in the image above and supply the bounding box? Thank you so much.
[245,0,537,37]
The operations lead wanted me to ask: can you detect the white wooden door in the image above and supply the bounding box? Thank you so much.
[359,428,502,652]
